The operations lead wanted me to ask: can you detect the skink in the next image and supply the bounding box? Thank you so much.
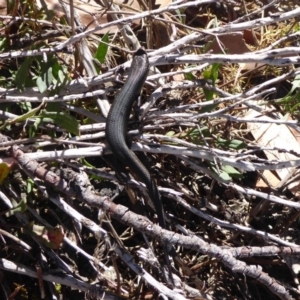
[105,48,167,231]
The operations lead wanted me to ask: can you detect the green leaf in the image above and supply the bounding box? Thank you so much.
[290,74,300,94]
[166,131,176,137]
[36,76,47,93]
[6,197,27,217]
[29,117,42,137]
[36,56,61,93]
[15,57,34,90]
[36,65,53,93]
[175,9,185,23]
[210,164,232,182]
[18,101,32,112]
[58,68,66,83]
[81,158,95,168]
[94,32,109,73]
[0,37,7,51]
[202,63,221,100]
[38,111,79,136]
[46,102,61,112]
[52,60,68,84]
[222,165,243,179]
[27,178,34,194]
[218,170,232,181]
[0,99,46,131]
[217,137,247,150]
[185,72,194,80]
[199,103,219,113]
[210,63,220,82]
[181,126,211,145]
[80,158,105,181]
[52,59,61,78]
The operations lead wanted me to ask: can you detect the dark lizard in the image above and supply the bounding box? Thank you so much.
[105,48,173,282]
[105,48,167,230]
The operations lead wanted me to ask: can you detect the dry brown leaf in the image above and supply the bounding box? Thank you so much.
[41,0,141,34]
[155,0,172,8]
[208,32,251,54]
[0,0,6,15]
[152,19,171,48]
[208,31,265,72]
[246,107,300,189]
[170,67,185,82]
[243,29,260,47]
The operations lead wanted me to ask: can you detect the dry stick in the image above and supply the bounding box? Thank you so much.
[168,192,300,248]
[100,0,141,50]
[151,52,300,67]
[0,31,204,102]
[113,247,189,300]
[17,141,300,185]
[0,258,117,300]
[46,202,189,297]
[0,173,185,299]
[1,36,300,104]
[8,146,198,300]
[0,256,189,300]
[60,0,110,117]
[0,228,31,251]
[0,0,214,60]
[228,245,300,259]
[1,52,299,111]
[143,87,274,122]
[17,135,300,227]
[64,158,297,249]
[2,3,300,61]
[0,90,107,103]
[10,145,293,300]
[1,1,298,298]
